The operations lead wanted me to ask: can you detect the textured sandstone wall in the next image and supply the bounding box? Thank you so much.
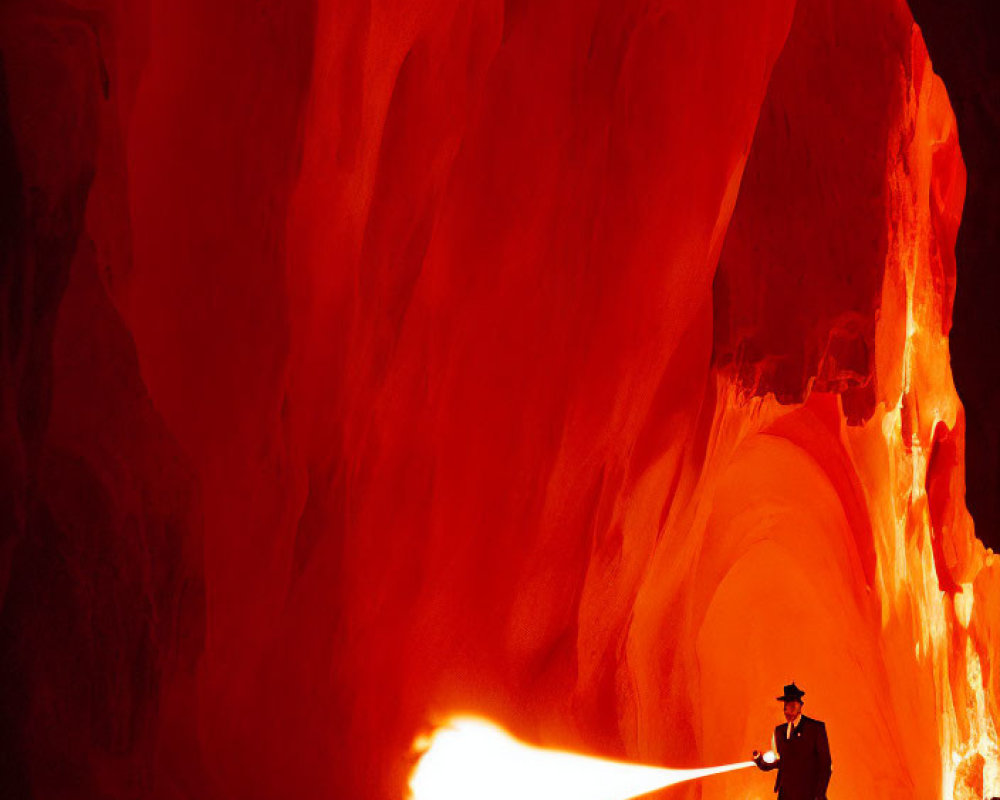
[0,0,995,798]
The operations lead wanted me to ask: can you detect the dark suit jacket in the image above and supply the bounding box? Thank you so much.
[757,715,832,800]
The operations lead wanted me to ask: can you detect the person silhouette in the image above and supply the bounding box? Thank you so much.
[752,682,832,800]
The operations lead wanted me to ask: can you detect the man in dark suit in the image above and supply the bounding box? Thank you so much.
[752,682,832,800]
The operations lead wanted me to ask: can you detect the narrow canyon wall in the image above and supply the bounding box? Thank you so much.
[0,0,996,799]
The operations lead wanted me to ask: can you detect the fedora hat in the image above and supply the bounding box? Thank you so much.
[777,682,805,702]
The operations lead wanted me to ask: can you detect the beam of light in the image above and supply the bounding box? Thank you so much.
[408,715,755,800]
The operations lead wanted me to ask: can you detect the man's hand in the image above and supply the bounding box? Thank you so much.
[752,749,778,771]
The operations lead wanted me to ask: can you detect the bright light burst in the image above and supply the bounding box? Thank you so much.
[408,715,755,800]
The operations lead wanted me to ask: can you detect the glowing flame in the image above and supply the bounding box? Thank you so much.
[408,716,754,800]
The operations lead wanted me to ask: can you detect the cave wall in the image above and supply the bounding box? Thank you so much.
[0,0,996,799]
[906,0,1000,557]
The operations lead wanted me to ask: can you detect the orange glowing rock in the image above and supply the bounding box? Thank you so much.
[1,0,997,799]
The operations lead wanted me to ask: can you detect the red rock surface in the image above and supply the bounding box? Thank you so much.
[0,0,996,799]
